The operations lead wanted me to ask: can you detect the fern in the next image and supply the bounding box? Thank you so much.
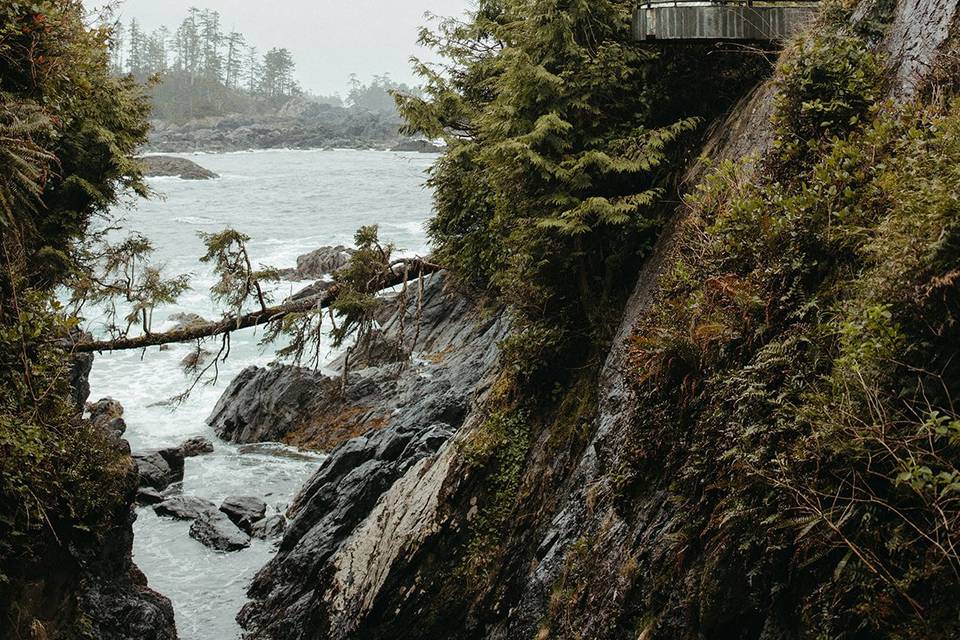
[0,96,55,228]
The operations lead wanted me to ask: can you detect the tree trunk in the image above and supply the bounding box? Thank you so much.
[73,260,441,354]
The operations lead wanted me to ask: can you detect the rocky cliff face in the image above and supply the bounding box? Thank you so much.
[0,357,177,640]
[208,273,505,452]
[236,3,960,639]
[225,272,507,638]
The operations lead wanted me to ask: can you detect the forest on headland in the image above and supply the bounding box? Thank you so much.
[2,0,960,638]
[103,6,425,149]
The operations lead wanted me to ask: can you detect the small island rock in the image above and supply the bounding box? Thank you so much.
[141,155,218,180]
[219,496,267,533]
[189,510,251,552]
[153,496,217,520]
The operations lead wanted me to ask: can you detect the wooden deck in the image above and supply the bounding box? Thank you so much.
[634,2,818,42]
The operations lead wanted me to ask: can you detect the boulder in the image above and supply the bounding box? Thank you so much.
[279,246,353,281]
[219,496,268,532]
[189,510,251,552]
[133,448,184,491]
[180,349,213,371]
[153,496,217,520]
[207,365,337,444]
[178,435,214,457]
[168,312,208,331]
[141,155,218,180]
[88,398,127,436]
[250,514,287,539]
[286,279,334,302]
[136,487,165,505]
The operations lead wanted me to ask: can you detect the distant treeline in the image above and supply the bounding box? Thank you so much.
[110,7,420,123]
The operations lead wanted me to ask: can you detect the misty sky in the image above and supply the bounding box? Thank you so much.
[82,0,474,95]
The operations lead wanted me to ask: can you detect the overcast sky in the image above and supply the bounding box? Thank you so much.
[82,0,474,95]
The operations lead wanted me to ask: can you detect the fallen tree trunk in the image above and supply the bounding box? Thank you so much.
[74,259,442,353]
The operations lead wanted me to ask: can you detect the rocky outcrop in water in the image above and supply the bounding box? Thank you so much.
[134,448,185,491]
[208,273,501,452]
[141,155,218,180]
[154,496,217,521]
[234,272,509,636]
[190,510,252,552]
[220,496,268,533]
[179,435,215,457]
[278,245,354,281]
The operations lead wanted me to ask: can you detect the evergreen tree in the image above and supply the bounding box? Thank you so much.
[398,0,765,373]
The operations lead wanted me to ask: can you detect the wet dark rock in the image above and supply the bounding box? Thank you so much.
[77,505,179,640]
[69,337,95,413]
[219,496,268,533]
[189,510,251,552]
[238,273,509,637]
[154,496,217,521]
[88,398,127,436]
[207,364,337,444]
[210,273,496,452]
[136,487,166,505]
[141,155,218,180]
[250,514,287,539]
[133,448,185,491]
[286,279,334,302]
[179,435,214,457]
[161,482,184,497]
[2,447,177,640]
[180,348,213,370]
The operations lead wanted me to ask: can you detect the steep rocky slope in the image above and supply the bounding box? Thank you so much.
[226,273,508,637]
[0,358,177,640]
[236,3,960,639]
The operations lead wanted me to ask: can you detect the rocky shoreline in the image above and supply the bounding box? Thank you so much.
[146,105,444,154]
[141,155,219,180]
[0,367,180,640]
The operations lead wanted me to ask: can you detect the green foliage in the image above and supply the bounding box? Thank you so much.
[266,225,396,368]
[112,7,302,121]
[328,225,396,349]
[200,228,278,316]
[0,97,55,227]
[73,234,191,337]
[399,0,768,381]
[618,28,960,638]
[461,398,533,581]
[0,0,151,604]
[772,31,885,169]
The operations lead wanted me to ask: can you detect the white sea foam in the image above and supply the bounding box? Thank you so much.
[87,149,436,640]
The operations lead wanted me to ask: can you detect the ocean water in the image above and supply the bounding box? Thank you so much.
[86,149,437,640]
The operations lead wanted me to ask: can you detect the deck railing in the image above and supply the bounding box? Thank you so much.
[635,0,819,42]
